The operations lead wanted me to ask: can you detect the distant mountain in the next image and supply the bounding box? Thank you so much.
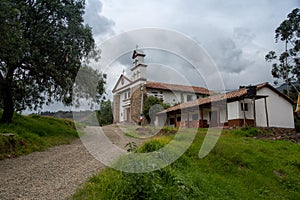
[40,110,99,125]
[276,82,300,93]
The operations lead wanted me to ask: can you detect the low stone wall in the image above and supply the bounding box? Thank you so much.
[258,127,299,143]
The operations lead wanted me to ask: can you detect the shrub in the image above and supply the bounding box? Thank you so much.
[138,140,165,153]
[233,127,261,137]
[159,126,178,135]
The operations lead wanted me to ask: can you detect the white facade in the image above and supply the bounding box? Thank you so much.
[159,83,295,129]
[147,89,201,106]
[256,87,294,128]
[227,87,294,128]
[227,99,254,121]
[113,49,210,124]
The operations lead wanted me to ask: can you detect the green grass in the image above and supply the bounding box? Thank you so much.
[72,128,300,200]
[0,112,80,159]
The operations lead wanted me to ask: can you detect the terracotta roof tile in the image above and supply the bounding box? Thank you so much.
[158,82,294,114]
[145,81,212,95]
[159,88,248,114]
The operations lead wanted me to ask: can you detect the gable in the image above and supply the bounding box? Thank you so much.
[112,75,132,93]
[257,83,294,105]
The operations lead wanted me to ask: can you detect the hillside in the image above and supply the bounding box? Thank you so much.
[0,112,79,159]
[73,128,300,200]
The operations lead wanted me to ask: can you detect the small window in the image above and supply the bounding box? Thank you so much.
[241,102,248,111]
[192,114,198,120]
[177,117,181,122]
[128,91,131,98]
[187,95,193,102]
[124,92,127,99]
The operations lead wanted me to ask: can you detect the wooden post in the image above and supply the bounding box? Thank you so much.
[187,111,190,128]
[174,112,177,128]
[253,97,256,127]
[264,97,269,128]
[217,107,220,127]
[200,108,204,128]
[242,99,246,127]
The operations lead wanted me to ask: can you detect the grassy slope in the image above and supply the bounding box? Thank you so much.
[0,113,79,159]
[73,129,300,200]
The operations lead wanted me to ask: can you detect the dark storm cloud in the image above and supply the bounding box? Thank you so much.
[207,37,255,74]
[84,0,115,36]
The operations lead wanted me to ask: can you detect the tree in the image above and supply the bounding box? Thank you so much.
[265,8,300,96]
[0,0,103,123]
[143,96,170,124]
[96,100,113,126]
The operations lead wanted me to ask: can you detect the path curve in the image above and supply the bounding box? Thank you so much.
[0,125,142,200]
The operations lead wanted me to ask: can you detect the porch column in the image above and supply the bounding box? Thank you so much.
[200,108,204,128]
[174,112,177,128]
[217,107,220,127]
[253,97,256,127]
[242,99,246,127]
[264,97,269,128]
[187,111,190,128]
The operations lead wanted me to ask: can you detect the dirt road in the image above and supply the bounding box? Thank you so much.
[0,125,141,200]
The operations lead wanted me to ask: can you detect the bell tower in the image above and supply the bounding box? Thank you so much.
[131,47,147,81]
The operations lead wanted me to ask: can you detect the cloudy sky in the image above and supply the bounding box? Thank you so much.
[39,0,300,112]
[84,0,299,90]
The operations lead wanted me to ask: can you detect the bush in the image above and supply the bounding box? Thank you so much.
[159,126,178,135]
[138,139,165,153]
[233,127,261,137]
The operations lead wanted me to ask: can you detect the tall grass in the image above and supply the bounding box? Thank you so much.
[0,112,79,159]
[73,128,300,200]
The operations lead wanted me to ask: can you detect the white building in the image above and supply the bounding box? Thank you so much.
[112,49,211,124]
[157,83,295,129]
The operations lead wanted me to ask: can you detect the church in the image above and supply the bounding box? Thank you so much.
[112,48,211,124]
[112,48,295,129]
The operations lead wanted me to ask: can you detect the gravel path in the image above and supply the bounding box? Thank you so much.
[0,125,142,200]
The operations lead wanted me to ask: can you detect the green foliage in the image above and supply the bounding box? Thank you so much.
[96,100,113,126]
[137,139,165,153]
[0,0,105,123]
[72,129,300,200]
[0,112,78,159]
[125,142,138,152]
[232,127,262,137]
[143,96,170,124]
[159,126,179,135]
[265,8,300,87]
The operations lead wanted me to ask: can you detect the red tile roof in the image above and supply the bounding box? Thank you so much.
[145,81,212,95]
[157,82,294,114]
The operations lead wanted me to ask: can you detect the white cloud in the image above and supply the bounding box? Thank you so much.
[84,0,115,36]
[97,0,299,90]
[38,0,300,112]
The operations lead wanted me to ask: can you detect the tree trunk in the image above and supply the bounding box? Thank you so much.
[1,84,14,123]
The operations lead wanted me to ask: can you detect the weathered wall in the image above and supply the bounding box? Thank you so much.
[113,95,120,123]
[256,87,294,128]
[130,85,147,124]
